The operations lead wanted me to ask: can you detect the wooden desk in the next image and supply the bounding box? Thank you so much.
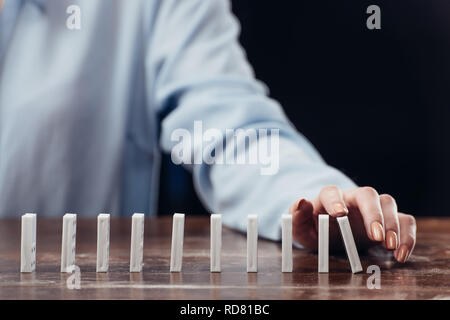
[0,217,448,300]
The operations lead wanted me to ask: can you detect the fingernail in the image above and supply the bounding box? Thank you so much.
[386,230,398,250]
[396,244,409,263]
[333,203,348,215]
[371,221,384,241]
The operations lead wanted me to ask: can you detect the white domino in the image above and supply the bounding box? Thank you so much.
[21,213,37,273]
[130,213,145,272]
[318,214,329,273]
[337,216,363,273]
[247,215,258,273]
[96,214,110,273]
[170,213,185,272]
[60,213,77,273]
[210,214,222,273]
[281,214,293,272]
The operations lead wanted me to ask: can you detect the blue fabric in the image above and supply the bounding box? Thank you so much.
[0,0,22,60]
[0,0,356,240]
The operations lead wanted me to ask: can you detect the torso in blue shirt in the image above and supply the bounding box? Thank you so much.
[0,0,355,241]
[0,0,160,217]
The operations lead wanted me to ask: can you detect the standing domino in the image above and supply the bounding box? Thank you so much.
[130,213,145,272]
[210,214,222,272]
[247,215,258,273]
[337,216,363,273]
[61,213,77,273]
[281,214,293,272]
[21,213,37,273]
[318,214,329,273]
[96,214,110,273]
[170,213,185,272]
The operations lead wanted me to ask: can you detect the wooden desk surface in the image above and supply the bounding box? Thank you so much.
[0,217,449,300]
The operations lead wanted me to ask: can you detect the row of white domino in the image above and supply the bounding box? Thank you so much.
[20,212,362,274]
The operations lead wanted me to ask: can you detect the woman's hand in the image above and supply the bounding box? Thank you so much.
[289,186,416,263]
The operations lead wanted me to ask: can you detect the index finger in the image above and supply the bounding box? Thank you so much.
[317,185,349,217]
[344,187,385,242]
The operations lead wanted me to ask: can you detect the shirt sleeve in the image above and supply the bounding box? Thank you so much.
[146,0,357,241]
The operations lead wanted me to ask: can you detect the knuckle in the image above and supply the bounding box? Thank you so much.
[380,194,397,206]
[404,214,416,227]
[322,185,338,192]
[360,186,379,197]
[321,185,339,196]
[400,214,417,238]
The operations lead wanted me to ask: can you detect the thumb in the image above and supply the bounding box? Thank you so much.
[289,198,318,250]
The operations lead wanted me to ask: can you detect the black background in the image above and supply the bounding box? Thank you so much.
[159,1,450,217]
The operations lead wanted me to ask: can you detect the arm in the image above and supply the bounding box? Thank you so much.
[147,0,416,262]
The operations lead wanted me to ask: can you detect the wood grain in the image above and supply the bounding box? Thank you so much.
[0,217,449,300]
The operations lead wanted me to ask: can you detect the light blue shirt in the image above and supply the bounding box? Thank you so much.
[0,0,21,60]
[0,0,355,240]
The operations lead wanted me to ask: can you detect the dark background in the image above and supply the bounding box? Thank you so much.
[159,1,450,217]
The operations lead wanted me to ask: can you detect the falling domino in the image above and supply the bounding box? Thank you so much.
[170,213,185,272]
[61,213,77,273]
[337,216,363,273]
[247,215,258,273]
[21,213,37,273]
[281,214,293,272]
[210,214,222,272]
[130,213,145,273]
[318,214,329,273]
[96,214,110,273]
